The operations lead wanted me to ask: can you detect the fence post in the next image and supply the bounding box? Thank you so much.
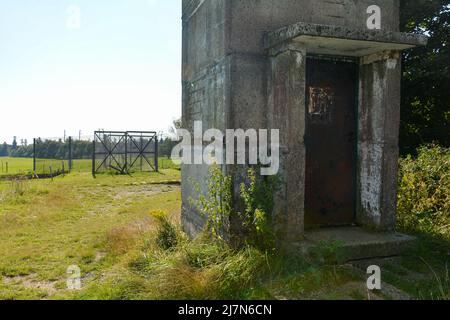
[124,132,128,174]
[33,138,36,173]
[92,140,96,178]
[155,135,159,172]
[68,136,73,172]
[140,135,143,172]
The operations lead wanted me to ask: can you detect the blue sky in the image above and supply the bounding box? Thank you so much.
[0,0,182,143]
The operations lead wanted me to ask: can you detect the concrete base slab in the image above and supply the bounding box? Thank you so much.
[299,227,416,261]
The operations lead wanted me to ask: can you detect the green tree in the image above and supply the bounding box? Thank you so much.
[159,138,178,158]
[0,142,8,156]
[11,136,17,150]
[400,0,450,154]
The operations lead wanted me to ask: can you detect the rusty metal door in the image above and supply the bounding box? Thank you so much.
[305,56,358,227]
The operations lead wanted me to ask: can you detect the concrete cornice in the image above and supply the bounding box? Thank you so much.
[264,22,428,51]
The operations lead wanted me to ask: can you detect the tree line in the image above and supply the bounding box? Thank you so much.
[6,139,94,160]
[0,142,9,157]
[400,0,449,154]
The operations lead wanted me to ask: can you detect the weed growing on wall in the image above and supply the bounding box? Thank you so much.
[191,165,280,250]
[191,165,233,241]
[239,168,280,250]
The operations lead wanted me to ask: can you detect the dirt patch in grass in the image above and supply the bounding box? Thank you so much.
[112,185,174,201]
[3,274,58,297]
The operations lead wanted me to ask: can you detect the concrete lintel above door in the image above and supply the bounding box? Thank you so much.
[264,22,428,57]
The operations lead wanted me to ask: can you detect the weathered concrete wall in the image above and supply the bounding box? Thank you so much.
[357,52,402,231]
[267,44,307,242]
[229,0,400,54]
[182,0,230,235]
[182,0,228,78]
[226,0,400,131]
[182,0,406,239]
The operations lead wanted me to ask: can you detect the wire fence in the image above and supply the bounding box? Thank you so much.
[0,133,179,178]
[33,136,93,176]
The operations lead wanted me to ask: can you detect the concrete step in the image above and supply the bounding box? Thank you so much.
[298,227,416,261]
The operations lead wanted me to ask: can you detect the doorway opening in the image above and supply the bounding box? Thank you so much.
[304,55,359,227]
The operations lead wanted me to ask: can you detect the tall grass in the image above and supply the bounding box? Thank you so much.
[129,230,269,300]
[10,178,27,196]
[70,210,357,301]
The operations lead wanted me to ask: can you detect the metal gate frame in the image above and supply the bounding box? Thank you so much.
[92,131,158,177]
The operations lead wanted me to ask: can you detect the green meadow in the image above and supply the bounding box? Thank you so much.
[0,170,182,299]
[0,157,34,176]
[0,146,448,300]
[0,157,179,177]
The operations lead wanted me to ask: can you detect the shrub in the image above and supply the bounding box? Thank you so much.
[191,165,233,241]
[150,210,179,251]
[238,168,279,250]
[398,145,450,239]
[191,165,279,250]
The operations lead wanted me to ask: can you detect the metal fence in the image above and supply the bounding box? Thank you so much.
[2,132,165,178]
[93,131,158,176]
[32,136,93,176]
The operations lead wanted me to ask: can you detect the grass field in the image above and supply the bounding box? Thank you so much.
[0,157,179,176]
[0,157,91,176]
[0,170,181,299]
[0,158,34,176]
[0,148,448,300]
